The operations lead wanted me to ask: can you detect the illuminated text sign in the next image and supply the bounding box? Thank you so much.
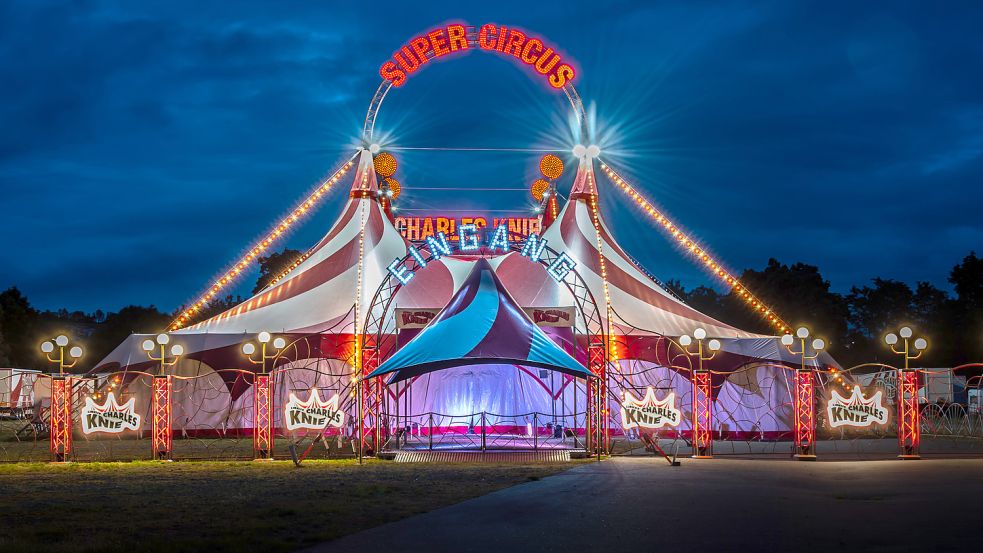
[395,216,540,243]
[81,393,141,434]
[826,387,889,428]
[621,387,681,430]
[284,390,345,431]
[379,23,575,89]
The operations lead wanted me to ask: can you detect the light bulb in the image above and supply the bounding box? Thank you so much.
[369,143,381,154]
[796,327,809,339]
[142,339,155,352]
[156,333,170,345]
[258,331,271,344]
[899,326,912,339]
[781,334,794,346]
[812,338,825,351]
[885,333,898,345]
[55,335,69,347]
[170,344,184,356]
[708,339,721,351]
[694,328,707,340]
[679,335,692,347]
[273,337,286,349]
[69,346,83,358]
[914,338,927,350]
[572,144,586,158]
[41,341,54,353]
[587,144,601,158]
[242,343,256,355]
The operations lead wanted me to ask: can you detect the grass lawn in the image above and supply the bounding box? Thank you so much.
[0,459,581,552]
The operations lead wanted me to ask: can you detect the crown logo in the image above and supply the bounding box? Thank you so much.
[81,392,141,434]
[284,389,345,431]
[827,387,889,428]
[621,387,681,429]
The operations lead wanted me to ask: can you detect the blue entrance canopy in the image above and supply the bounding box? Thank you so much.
[367,258,593,383]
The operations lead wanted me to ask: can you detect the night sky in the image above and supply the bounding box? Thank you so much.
[2,1,981,313]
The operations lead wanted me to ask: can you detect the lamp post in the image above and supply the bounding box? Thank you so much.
[885,326,927,459]
[242,331,286,460]
[40,335,82,462]
[141,333,183,460]
[781,326,826,460]
[679,328,721,459]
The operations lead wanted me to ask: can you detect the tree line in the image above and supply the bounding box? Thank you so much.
[0,249,979,372]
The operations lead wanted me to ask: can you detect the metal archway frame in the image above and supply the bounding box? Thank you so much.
[357,240,607,459]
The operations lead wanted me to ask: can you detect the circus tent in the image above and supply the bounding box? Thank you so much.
[92,149,835,438]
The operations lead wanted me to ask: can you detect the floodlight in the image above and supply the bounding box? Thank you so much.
[587,145,601,157]
[572,144,586,158]
[369,143,381,154]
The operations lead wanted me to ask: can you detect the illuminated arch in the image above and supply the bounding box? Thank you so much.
[362,25,590,145]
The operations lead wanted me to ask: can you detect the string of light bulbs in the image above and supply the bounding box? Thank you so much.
[168,153,358,331]
[597,160,792,335]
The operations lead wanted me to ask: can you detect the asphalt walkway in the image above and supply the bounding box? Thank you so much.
[306,456,983,552]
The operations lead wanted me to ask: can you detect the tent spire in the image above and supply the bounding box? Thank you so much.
[569,155,599,202]
[349,148,380,199]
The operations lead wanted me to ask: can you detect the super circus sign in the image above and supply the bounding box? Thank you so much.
[826,387,889,428]
[379,23,575,89]
[284,390,345,431]
[621,387,681,429]
[81,393,141,434]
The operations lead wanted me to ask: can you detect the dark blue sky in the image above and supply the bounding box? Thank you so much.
[2,1,981,313]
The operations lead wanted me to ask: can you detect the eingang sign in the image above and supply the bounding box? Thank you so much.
[379,23,576,89]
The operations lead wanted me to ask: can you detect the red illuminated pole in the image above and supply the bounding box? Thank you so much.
[587,342,605,457]
[781,327,826,461]
[692,371,713,458]
[49,376,72,462]
[885,327,927,460]
[253,373,273,459]
[142,334,183,460]
[151,375,172,460]
[680,329,720,459]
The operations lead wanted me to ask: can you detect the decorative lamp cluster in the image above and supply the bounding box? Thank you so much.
[170,155,358,331]
[40,334,83,374]
[373,151,398,177]
[539,154,564,180]
[530,178,550,202]
[599,161,791,335]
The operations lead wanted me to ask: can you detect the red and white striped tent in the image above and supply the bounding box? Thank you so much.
[94,150,835,438]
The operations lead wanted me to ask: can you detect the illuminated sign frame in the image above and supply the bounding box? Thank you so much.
[81,392,141,434]
[379,23,575,89]
[284,389,345,431]
[621,387,681,430]
[826,387,889,429]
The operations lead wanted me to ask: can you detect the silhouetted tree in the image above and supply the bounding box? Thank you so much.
[949,252,983,364]
[253,248,303,293]
[0,287,39,367]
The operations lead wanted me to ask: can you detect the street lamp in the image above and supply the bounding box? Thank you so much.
[242,331,287,373]
[781,326,826,460]
[40,334,83,374]
[142,333,184,374]
[242,331,286,460]
[885,326,928,459]
[679,328,721,458]
[141,333,182,460]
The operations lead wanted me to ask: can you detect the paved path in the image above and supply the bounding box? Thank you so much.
[306,457,983,552]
